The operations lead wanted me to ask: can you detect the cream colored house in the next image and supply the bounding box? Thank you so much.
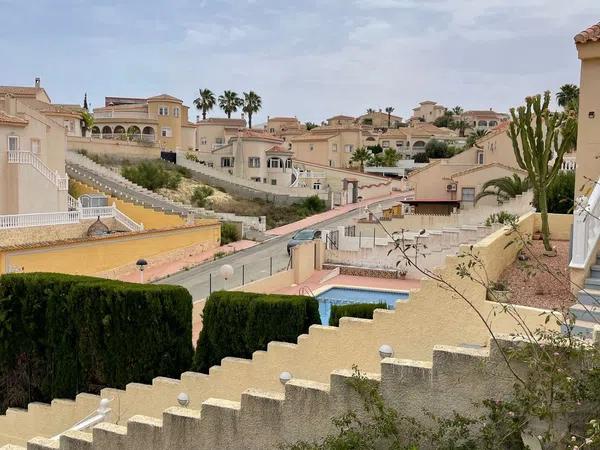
[325,115,356,127]
[461,109,509,132]
[356,110,403,129]
[574,21,600,196]
[411,101,447,123]
[195,117,247,155]
[92,95,196,151]
[291,126,363,168]
[0,94,68,215]
[265,116,305,141]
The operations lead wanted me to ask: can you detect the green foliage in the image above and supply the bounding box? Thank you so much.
[545,170,575,214]
[193,291,320,373]
[508,91,575,251]
[328,303,387,326]
[350,147,372,171]
[221,222,240,245]
[366,144,383,155]
[475,174,532,204]
[425,139,452,158]
[433,115,452,128]
[218,90,243,119]
[191,185,215,207]
[0,273,192,413]
[194,88,216,120]
[305,122,318,131]
[80,110,94,136]
[466,129,489,148]
[556,84,579,109]
[484,211,519,227]
[301,195,327,214]
[413,152,430,163]
[121,161,183,191]
[242,91,262,128]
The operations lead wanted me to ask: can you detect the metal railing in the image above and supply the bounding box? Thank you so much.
[570,176,600,269]
[8,150,68,190]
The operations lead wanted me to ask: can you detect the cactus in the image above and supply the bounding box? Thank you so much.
[508,91,574,253]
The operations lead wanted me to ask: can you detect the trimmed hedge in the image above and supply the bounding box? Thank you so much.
[193,291,320,373]
[0,273,193,413]
[328,302,388,327]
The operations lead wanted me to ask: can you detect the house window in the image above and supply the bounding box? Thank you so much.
[267,157,282,168]
[285,159,292,168]
[462,187,475,202]
[332,144,337,152]
[329,160,335,167]
[31,139,41,154]
[174,107,180,118]
[477,151,484,164]
[313,182,321,190]
[200,137,207,145]
[382,140,390,148]
[8,136,19,151]
[478,120,487,127]
[216,137,225,144]
[221,157,234,167]
[159,106,169,116]
[271,179,277,185]
[396,141,403,147]
[344,144,353,153]
[489,120,497,127]
[161,127,172,137]
[251,177,261,182]
[269,128,275,133]
[248,157,260,168]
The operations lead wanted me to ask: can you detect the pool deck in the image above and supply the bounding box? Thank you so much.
[274,271,421,296]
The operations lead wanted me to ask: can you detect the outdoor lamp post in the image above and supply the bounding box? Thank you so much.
[219,264,234,289]
[136,259,148,283]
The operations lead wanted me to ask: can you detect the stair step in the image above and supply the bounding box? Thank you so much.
[569,304,600,323]
[578,289,600,307]
[562,320,598,339]
[584,277,600,289]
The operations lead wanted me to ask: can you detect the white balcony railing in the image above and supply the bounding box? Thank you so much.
[570,176,600,269]
[8,150,68,191]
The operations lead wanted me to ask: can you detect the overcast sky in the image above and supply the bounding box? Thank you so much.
[1,0,598,124]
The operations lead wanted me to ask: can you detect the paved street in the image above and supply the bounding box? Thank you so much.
[156,195,407,300]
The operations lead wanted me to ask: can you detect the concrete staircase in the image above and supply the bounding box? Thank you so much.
[66,152,266,234]
[566,253,600,338]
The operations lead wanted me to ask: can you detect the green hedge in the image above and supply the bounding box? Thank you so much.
[193,291,320,373]
[328,302,388,327]
[0,273,192,413]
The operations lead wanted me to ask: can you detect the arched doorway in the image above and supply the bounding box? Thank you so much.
[91,126,101,138]
[101,126,112,138]
[127,126,141,141]
[142,126,155,142]
[114,125,126,137]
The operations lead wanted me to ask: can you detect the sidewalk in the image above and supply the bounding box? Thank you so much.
[266,191,414,236]
[115,239,257,283]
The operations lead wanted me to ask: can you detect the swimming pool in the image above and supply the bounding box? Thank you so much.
[315,287,409,325]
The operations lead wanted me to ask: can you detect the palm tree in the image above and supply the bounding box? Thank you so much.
[452,106,464,116]
[366,108,375,114]
[385,106,395,128]
[556,84,579,109]
[218,90,242,118]
[350,147,371,172]
[194,89,216,120]
[466,129,489,148]
[242,91,262,128]
[475,174,532,204]
[450,119,470,137]
[381,148,400,167]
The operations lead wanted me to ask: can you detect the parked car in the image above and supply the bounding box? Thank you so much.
[287,229,322,255]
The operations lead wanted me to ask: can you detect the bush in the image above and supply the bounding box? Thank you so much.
[425,139,452,158]
[328,302,388,326]
[193,291,320,373]
[121,161,182,191]
[300,195,327,214]
[0,273,193,413]
[484,211,518,227]
[414,152,430,163]
[221,222,241,245]
[546,170,575,214]
[191,185,215,207]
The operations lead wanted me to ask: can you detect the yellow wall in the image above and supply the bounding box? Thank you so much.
[1,222,220,276]
[71,181,186,230]
[67,136,160,160]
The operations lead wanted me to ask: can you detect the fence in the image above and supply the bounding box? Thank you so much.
[570,176,600,269]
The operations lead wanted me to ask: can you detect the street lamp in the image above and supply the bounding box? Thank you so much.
[219,264,234,289]
[279,371,292,385]
[136,259,148,283]
[378,344,394,359]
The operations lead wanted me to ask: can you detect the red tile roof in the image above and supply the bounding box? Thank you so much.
[147,94,183,102]
[575,21,600,44]
[0,111,28,126]
[238,129,283,143]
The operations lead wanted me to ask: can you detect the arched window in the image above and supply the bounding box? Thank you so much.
[91,126,101,135]
[477,120,488,127]
[488,120,498,127]
[114,125,126,135]
[412,140,426,148]
[101,126,112,137]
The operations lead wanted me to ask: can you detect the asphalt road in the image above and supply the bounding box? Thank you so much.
[155,196,404,299]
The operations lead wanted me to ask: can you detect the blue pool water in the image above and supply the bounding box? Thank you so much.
[316,287,408,325]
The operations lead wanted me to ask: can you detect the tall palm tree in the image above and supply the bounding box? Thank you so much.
[242,91,262,128]
[451,106,464,116]
[218,90,242,119]
[366,108,375,114]
[556,84,579,109]
[475,174,532,204]
[350,147,371,172]
[385,106,395,128]
[466,129,489,148]
[194,89,216,120]
[451,119,470,137]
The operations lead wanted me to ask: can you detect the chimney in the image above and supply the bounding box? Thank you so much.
[35,77,40,88]
[5,94,18,115]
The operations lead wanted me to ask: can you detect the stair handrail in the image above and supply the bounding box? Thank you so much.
[570,176,600,269]
[299,285,316,297]
[8,150,68,191]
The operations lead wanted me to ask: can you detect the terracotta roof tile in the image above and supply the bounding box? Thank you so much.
[268,117,299,122]
[327,115,355,120]
[0,110,28,126]
[237,129,283,143]
[147,94,183,102]
[450,162,526,179]
[575,21,600,44]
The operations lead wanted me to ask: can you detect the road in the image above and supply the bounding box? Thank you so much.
[155,196,404,299]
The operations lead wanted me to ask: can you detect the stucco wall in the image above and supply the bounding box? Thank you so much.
[0,212,559,446]
[0,222,220,276]
[67,136,160,160]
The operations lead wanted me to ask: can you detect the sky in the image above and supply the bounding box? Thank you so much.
[1,0,598,125]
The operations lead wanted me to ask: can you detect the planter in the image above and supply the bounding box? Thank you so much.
[487,289,511,303]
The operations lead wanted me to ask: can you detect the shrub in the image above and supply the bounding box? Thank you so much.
[413,152,430,163]
[300,195,327,214]
[0,273,193,413]
[328,302,388,326]
[484,211,518,227]
[121,161,182,191]
[193,291,320,373]
[546,170,574,214]
[221,222,241,245]
[425,139,452,158]
[191,185,215,207]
